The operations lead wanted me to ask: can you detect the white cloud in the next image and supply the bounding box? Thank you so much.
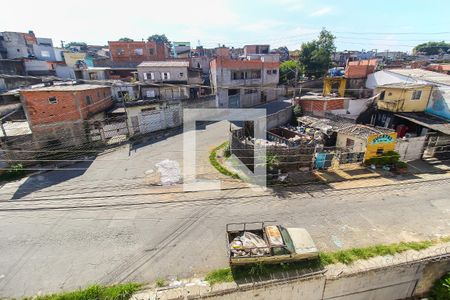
[310,6,333,17]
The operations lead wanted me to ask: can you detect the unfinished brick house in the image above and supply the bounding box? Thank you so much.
[210,46,281,108]
[108,40,170,67]
[20,84,113,148]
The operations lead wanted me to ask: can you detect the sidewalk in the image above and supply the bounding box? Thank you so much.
[315,159,450,190]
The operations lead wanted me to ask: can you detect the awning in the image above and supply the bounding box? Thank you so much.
[395,112,450,135]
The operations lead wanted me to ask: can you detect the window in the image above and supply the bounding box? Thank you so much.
[272,69,277,74]
[48,96,57,104]
[379,90,385,100]
[149,48,155,55]
[85,95,92,105]
[116,48,125,55]
[144,72,155,80]
[376,148,384,155]
[161,72,170,80]
[103,91,106,97]
[231,71,246,80]
[412,90,422,100]
[41,50,50,57]
[266,70,272,75]
[247,70,261,79]
[134,48,143,56]
[97,91,100,98]
[179,72,184,77]
[346,138,354,147]
[244,88,258,94]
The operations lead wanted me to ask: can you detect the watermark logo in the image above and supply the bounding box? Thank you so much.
[183,108,267,191]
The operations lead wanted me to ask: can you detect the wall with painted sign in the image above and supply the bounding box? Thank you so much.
[425,86,450,121]
[365,132,397,160]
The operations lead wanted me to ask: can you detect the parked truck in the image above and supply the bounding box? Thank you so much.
[226,222,319,266]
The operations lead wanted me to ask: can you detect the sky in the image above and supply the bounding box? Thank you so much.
[1,0,450,53]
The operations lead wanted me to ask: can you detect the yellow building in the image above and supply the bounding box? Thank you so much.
[374,83,433,113]
[323,77,346,97]
[336,125,397,160]
[63,52,87,67]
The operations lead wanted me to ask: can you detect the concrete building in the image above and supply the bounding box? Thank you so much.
[0,31,56,61]
[210,50,280,108]
[108,41,169,67]
[63,52,87,67]
[137,61,190,83]
[243,45,270,56]
[374,83,434,113]
[20,84,113,147]
[0,59,25,75]
[367,69,450,121]
[172,42,191,58]
[336,125,396,159]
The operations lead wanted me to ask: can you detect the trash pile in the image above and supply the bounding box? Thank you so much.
[155,159,181,185]
[229,232,270,257]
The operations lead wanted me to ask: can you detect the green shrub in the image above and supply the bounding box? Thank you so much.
[155,278,166,287]
[30,283,140,300]
[223,144,231,158]
[293,105,303,117]
[0,163,26,182]
[430,272,450,300]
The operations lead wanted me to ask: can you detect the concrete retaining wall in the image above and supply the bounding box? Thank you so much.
[196,258,450,300]
[266,106,292,129]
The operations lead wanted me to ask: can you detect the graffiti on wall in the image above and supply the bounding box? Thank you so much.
[365,132,397,160]
[425,87,450,121]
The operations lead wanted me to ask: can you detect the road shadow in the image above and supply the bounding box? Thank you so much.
[128,121,219,154]
[269,180,330,199]
[11,160,93,200]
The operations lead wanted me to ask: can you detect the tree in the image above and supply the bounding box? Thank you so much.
[118,37,134,42]
[64,42,88,51]
[279,60,301,84]
[272,46,290,61]
[413,41,450,55]
[298,28,335,78]
[147,34,172,48]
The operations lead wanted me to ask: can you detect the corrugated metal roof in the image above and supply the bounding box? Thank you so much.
[387,69,450,86]
[21,84,108,92]
[137,61,189,68]
[338,124,394,139]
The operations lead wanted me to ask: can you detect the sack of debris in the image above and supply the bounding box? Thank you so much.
[230,232,270,257]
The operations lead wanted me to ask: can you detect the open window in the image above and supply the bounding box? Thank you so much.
[48,96,57,104]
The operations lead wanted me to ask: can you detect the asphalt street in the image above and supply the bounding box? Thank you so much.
[0,122,449,298]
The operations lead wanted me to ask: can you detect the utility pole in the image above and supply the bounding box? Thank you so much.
[60,40,65,48]
[293,66,299,99]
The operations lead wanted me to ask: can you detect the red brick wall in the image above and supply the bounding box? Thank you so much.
[298,99,344,112]
[21,87,112,126]
[108,41,168,63]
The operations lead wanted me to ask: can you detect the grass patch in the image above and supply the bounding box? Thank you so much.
[205,238,449,285]
[26,283,141,300]
[205,268,234,285]
[209,141,240,179]
[155,278,167,288]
